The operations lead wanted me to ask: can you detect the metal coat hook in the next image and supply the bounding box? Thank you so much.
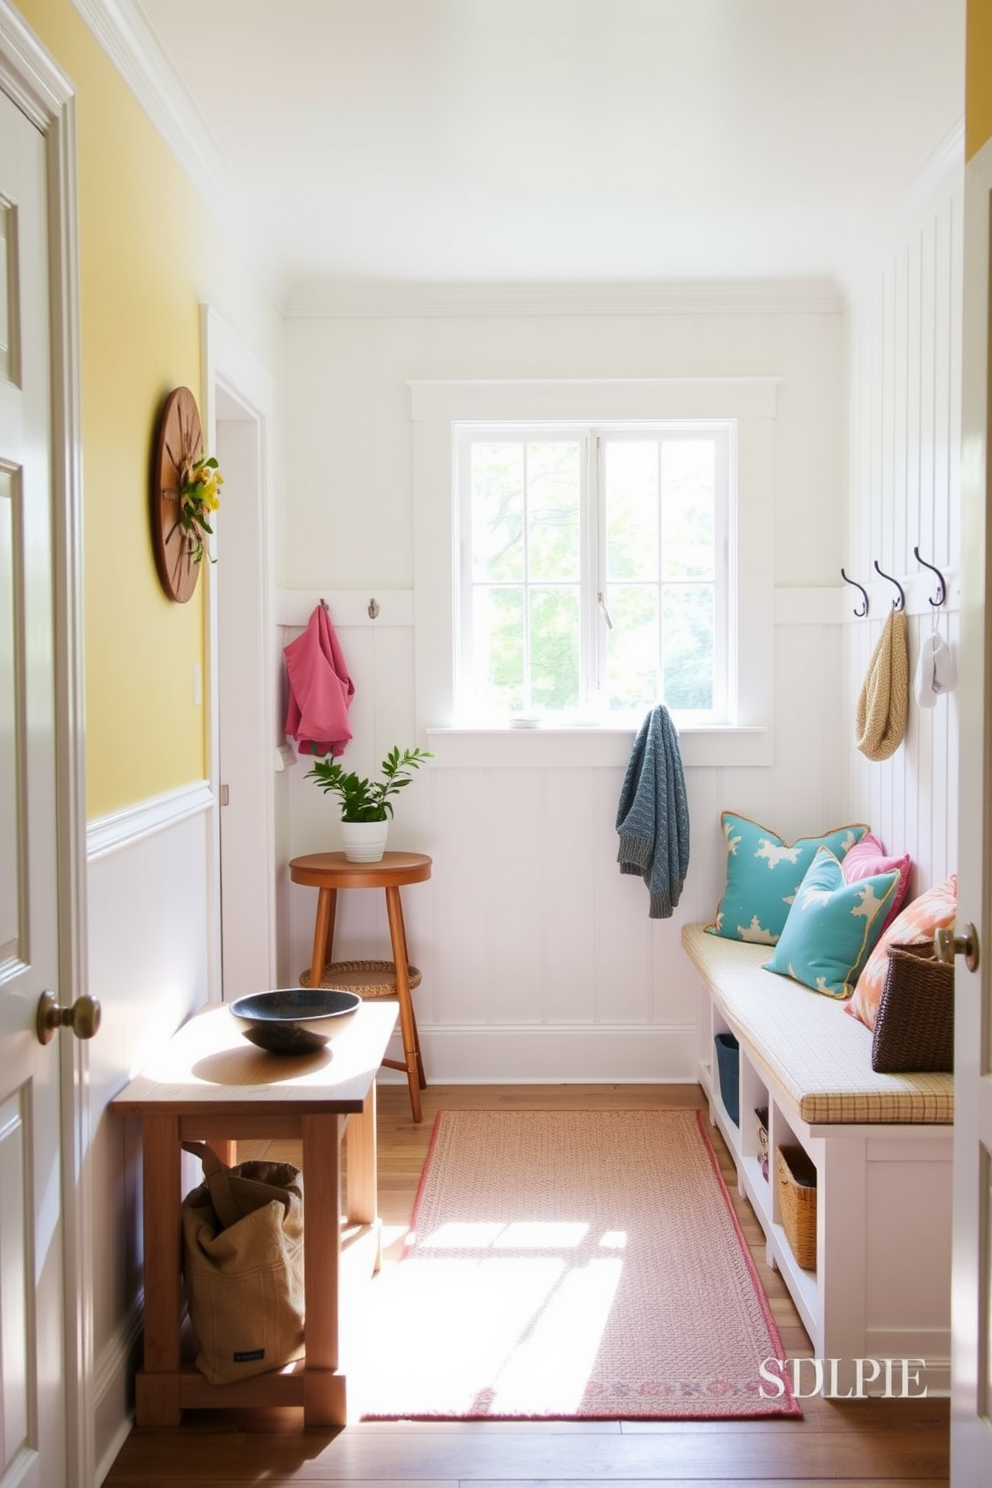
[913,546,947,607]
[319,597,329,612]
[368,597,380,620]
[873,560,905,611]
[840,568,870,618]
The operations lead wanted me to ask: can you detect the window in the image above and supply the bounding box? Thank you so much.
[455,423,733,725]
[410,377,775,767]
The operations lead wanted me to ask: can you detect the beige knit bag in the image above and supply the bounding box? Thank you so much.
[181,1141,305,1385]
[855,608,909,761]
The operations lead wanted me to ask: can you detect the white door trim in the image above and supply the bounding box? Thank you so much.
[0,6,90,1487]
[200,304,277,998]
[951,127,992,1486]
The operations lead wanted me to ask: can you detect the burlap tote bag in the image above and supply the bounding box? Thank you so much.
[180,1141,305,1384]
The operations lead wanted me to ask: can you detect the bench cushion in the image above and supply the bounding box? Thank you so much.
[683,924,953,1125]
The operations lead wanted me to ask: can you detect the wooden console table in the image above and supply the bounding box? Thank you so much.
[113,999,397,1427]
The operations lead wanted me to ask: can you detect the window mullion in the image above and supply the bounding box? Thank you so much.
[522,438,531,713]
[584,429,603,712]
[656,434,665,710]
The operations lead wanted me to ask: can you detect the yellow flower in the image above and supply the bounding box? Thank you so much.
[179,454,225,563]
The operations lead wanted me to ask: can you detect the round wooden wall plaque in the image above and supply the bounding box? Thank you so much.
[151,386,203,603]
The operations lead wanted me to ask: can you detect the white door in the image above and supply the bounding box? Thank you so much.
[951,135,992,1483]
[0,89,67,1488]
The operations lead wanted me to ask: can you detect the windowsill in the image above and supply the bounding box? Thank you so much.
[425,725,771,769]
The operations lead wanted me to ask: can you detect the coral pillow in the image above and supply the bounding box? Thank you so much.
[845,874,958,1031]
[840,833,912,932]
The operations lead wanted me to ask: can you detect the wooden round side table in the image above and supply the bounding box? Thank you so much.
[288,851,432,1122]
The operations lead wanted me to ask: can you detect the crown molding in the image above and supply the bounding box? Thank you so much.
[71,0,285,305]
[283,276,845,320]
[837,117,965,306]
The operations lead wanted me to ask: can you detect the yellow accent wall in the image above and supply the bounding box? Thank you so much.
[967,0,992,157]
[18,0,280,818]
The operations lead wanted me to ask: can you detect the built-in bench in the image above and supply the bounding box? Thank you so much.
[682,923,953,1397]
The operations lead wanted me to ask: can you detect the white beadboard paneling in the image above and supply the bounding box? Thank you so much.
[773,624,847,834]
[483,769,547,1023]
[86,780,212,859]
[845,168,962,889]
[279,290,968,1086]
[431,768,491,1026]
[893,246,909,576]
[86,806,210,1472]
[648,916,699,1025]
[907,227,923,547]
[948,184,964,563]
[276,589,414,627]
[541,768,598,1024]
[595,765,653,1025]
[416,1025,699,1084]
[681,768,723,925]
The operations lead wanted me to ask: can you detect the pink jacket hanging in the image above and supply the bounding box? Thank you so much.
[283,604,355,757]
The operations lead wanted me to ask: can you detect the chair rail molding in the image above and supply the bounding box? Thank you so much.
[86,780,213,861]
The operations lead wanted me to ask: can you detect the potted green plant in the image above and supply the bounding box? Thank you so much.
[305,745,434,862]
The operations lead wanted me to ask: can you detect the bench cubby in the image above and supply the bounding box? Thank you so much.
[685,924,953,1397]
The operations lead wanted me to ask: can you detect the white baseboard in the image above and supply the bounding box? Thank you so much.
[380,1024,698,1084]
[96,1411,134,1488]
[93,1294,142,1485]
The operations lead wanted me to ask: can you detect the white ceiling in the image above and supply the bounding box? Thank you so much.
[132,0,965,300]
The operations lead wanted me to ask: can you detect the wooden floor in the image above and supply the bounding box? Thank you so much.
[102,1083,950,1488]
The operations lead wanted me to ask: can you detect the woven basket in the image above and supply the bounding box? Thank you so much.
[871,941,954,1074]
[776,1146,817,1271]
[299,959,422,999]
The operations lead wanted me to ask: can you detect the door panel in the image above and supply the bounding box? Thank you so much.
[0,85,65,1488]
[951,138,992,1485]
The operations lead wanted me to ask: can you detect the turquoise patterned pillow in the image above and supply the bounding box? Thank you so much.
[706,812,870,944]
[763,847,900,998]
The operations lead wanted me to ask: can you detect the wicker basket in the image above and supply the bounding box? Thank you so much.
[871,941,954,1074]
[776,1145,817,1270]
[299,959,422,999]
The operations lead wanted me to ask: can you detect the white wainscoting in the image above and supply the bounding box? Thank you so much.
[279,592,848,1085]
[85,788,212,1482]
[845,169,963,891]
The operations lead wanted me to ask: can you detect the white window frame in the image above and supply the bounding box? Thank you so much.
[454,421,734,727]
[410,378,776,769]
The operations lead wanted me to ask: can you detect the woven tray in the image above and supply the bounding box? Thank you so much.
[776,1145,817,1271]
[872,941,954,1073]
[299,959,422,999]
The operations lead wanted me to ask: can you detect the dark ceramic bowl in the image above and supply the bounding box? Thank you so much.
[229,987,361,1054]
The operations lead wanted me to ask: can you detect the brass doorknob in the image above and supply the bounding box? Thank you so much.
[934,923,980,973]
[36,990,102,1045]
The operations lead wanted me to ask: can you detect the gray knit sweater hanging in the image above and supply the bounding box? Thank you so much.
[616,705,690,919]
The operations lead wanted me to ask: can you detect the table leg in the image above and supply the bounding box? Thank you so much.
[346,1083,377,1228]
[384,885,424,1121]
[135,1113,183,1426]
[309,886,337,987]
[301,1111,346,1426]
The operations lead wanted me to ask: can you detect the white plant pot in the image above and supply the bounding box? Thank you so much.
[340,819,389,863]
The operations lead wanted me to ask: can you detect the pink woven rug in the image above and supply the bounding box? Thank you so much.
[354,1109,800,1421]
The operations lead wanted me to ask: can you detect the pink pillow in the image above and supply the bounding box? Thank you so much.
[841,833,912,932]
[845,874,958,1031]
